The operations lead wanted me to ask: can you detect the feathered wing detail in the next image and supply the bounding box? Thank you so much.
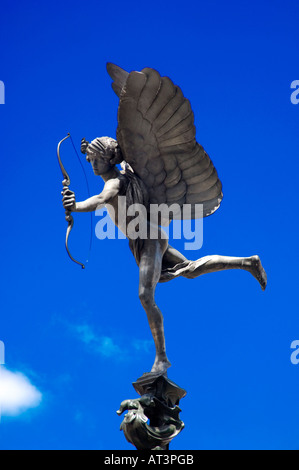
[107,64,223,222]
[106,63,129,97]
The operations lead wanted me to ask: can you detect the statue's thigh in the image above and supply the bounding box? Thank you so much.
[139,239,167,289]
[162,245,187,270]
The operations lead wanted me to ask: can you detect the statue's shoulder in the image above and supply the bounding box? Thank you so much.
[106,173,129,196]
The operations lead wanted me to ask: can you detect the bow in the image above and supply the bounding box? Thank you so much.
[57,133,86,269]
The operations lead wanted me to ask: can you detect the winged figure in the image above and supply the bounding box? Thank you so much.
[62,63,267,375]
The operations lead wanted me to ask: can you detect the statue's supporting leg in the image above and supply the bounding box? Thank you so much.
[139,239,171,374]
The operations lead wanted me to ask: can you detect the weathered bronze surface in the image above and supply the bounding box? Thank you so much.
[117,373,186,450]
[60,63,267,449]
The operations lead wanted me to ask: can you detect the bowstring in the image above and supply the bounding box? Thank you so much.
[69,133,93,267]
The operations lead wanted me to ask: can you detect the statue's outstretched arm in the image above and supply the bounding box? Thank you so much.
[62,177,122,213]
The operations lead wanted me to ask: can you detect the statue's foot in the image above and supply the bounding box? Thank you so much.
[250,255,267,291]
[151,357,171,375]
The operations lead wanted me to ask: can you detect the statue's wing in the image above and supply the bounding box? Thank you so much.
[107,63,223,221]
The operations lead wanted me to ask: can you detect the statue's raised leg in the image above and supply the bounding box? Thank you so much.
[160,250,267,291]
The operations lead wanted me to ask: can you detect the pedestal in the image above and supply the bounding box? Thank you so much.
[117,371,186,450]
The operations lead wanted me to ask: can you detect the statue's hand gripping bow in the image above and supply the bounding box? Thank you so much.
[57,133,86,269]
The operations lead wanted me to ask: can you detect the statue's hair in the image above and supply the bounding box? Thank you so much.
[81,136,123,165]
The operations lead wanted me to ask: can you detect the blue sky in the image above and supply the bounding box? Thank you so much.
[0,0,299,450]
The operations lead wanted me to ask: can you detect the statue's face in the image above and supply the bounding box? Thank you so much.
[86,149,112,175]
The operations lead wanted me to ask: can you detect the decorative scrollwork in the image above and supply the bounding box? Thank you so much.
[117,373,186,450]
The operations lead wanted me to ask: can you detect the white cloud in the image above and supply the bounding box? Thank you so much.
[74,324,99,345]
[0,367,42,417]
[72,323,124,358]
[66,321,153,361]
[132,339,153,354]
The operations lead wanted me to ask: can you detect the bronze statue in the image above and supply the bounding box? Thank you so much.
[61,63,267,377]
[59,63,267,448]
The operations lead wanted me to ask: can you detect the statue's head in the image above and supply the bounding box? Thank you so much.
[81,136,123,175]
